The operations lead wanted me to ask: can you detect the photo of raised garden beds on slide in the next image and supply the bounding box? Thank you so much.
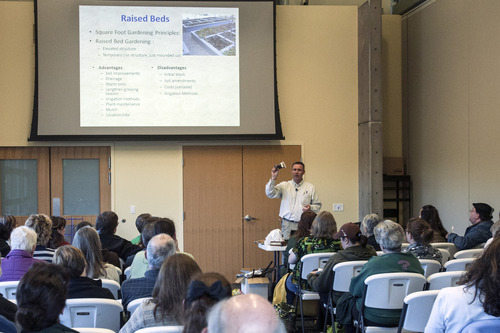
[183,14,237,56]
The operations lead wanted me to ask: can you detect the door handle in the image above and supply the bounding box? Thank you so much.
[243,215,256,221]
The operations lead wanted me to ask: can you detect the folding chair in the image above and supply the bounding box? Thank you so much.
[295,252,335,333]
[60,298,123,332]
[358,272,427,332]
[443,258,475,272]
[418,259,441,278]
[0,280,19,300]
[127,297,151,316]
[135,326,184,333]
[101,279,121,300]
[426,271,464,290]
[431,243,458,259]
[437,248,450,264]
[397,290,439,333]
[453,248,483,259]
[324,260,368,332]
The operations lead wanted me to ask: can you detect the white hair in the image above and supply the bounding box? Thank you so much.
[10,226,37,253]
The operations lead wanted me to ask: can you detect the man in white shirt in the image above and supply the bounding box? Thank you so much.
[265,161,321,239]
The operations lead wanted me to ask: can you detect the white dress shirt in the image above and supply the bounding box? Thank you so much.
[265,178,321,222]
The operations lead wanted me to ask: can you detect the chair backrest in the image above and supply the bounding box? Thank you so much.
[418,259,442,278]
[443,258,475,272]
[100,279,120,299]
[426,271,464,290]
[0,280,19,300]
[437,248,450,264]
[376,251,384,257]
[363,272,426,309]
[431,243,458,258]
[124,266,131,280]
[461,319,500,333]
[454,248,483,259]
[60,298,123,332]
[135,326,184,333]
[74,328,116,333]
[300,252,336,280]
[332,260,368,292]
[127,297,151,315]
[401,243,410,251]
[397,290,439,333]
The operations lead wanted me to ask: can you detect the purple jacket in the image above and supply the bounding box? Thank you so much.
[0,249,42,282]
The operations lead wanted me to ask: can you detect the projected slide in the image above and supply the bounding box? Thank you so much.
[79,6,239,127]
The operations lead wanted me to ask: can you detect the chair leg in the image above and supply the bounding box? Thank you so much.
[300,295,305,333]
[323,296,331,333]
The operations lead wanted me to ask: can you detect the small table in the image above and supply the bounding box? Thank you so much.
[257,242,286,283]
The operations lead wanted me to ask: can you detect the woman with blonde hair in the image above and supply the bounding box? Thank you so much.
[72,226,119,283]
[25,213,55,262]
[120,253,202,333]
[285,211,341,304]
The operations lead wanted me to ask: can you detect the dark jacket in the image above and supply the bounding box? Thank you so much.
[307,245,377,304]
[447,220,493,250]
[67,276,115,300]
[99,233,141,261]
[23,323,78,333]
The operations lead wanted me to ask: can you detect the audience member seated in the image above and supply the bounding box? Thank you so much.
[425,237,500,332]
[280,211,316,278]
[0,257,18,324]
[72,226,120,283]
[336,220,424,333]
[121,233,176,307]
[484,217,500,248]
[0,215,16,257]
[205,294,287,333]
[183,272,232,333]
[447,203,494,250]
[307,222,376,305]
[54,245,115,299]
[404,217,443,264]
[25,213,55,262]
[49,216,70,249]
[128,217,194,279]
[0,226,42,282]
[0,315,16,333]
[285,211,341,304]
[16,262,78,333]
[96,211,141,261]
[75,220,121,269]
[131,213,151,247]
[420,204,448,242]
[120,253,202,333]
[360,213,383,251]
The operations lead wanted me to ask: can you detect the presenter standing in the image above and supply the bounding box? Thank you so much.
[265,162,321,239]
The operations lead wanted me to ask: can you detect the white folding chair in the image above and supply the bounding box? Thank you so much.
[426,271,464,290]
[400,243,410,251]
[124,266,131,280]
[454,248,483,259]
[135,326,184,333]
[437,248,450,264]
[324,260,368,332]
[376,251,384,257]
[295,252,335,333]
[431,243,458,258]
[359,272,427,332]
[418,259,442,278]
[0,280,19,300]
[127,297,151,316]
[60,298,123,332]
[100,279,121,299]
[397,290,439,333]
[443,258,475,272]
[74,329,116,333]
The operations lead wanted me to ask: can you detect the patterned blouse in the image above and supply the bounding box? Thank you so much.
[290,236,341,289]
[404,242,443,265]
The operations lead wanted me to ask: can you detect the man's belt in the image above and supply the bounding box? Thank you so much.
[281,217,298,223]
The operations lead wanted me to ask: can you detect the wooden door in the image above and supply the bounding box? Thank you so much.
[50,146,111,225]
[183,145,301,281]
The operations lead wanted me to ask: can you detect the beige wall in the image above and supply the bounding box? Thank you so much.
[0,2,363,248]
[406,0,500,234]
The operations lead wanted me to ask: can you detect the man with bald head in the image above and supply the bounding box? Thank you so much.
[121,233,176,307]
[205,294,286,333]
